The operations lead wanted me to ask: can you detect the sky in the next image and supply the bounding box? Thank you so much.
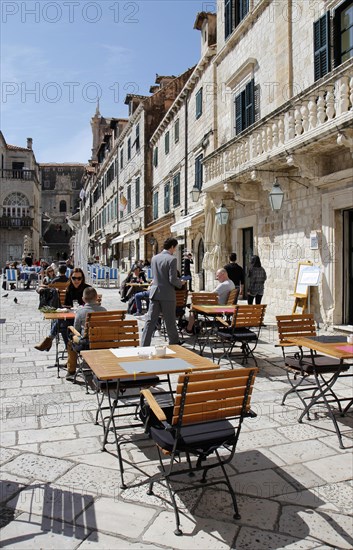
[1,0,212,163]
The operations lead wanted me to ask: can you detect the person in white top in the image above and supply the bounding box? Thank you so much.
[185,268,235,333]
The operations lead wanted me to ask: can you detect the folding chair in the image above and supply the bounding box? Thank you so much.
[92,267,107,287]
[5,269,18,290]
[108,268,119,287]
[215,304,266,367]
[276,314,351,431]
[226,288,239,305]
[137,367,258,535]
[68,310,126,392]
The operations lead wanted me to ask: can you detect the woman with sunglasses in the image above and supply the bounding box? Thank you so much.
[35,268,91,352]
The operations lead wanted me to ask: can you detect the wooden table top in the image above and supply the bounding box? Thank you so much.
[44,311,76,320]
[289,337,353,360]
[192,304,236,315]
[81,345,219,380]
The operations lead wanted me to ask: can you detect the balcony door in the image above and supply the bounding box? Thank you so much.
[343,209,353,324]
[242,227,253,295]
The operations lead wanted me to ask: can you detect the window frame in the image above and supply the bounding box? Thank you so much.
[164,181,170,213]
[195,154,203,190]
[135,176,140,208]
[165,131,170,155]
[153,191,159,220]
[174,119,180,143]
[172,173,181,207]
[153,146,158,167]
[334,0,353,66]
[234,78,255,135]
[196,88,203,119]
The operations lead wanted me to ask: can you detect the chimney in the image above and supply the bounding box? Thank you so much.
[27,138,33,150]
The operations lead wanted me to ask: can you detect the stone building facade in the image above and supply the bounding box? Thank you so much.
[0,132,41,266]
[40,163,85,262]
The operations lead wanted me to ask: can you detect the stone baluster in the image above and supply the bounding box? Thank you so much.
[257,132,262,155]
[335,76,349,116]
[272,121,279,148]
[225,150,230,173]
[251,134,257,158]
[308,96,317,130]
[286,110,295,140]
[350,76,353,110]
[278,117,285,145]
[294,105,303,136]
[262,128,267,152]
[317,91,326,125]
[326,84,335,120]
[300,101,309,132]
[267,126,273,151]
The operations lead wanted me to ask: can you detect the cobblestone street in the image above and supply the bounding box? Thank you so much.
[0,287,352,549]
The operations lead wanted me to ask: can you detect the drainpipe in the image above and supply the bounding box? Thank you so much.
[184,89,189,215]
[288,0,293,98]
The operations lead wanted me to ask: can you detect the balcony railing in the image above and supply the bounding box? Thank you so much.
[0,217,33,228]
[204,63,353,187]
[0,169,37,181]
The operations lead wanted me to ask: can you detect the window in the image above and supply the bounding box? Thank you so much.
[196,88,203,119]
[59,200,67,212]
[153,191,159,219]
[195,154,203,190]
[174,119,180,143]
[3,192,30,217]
[334,0,353,66]
[164,182,170,213]
[225,0,249,39]
[314,13,331,80]
[172,173,180,207]
[153,146,158,167]
[135,177,140,208]
[44,180,50,189]
[234,79,255,135]
[120,148,124,169]
[135,124,140,151]
[127,185,131,214]
[165,131,170,155]
[127,138,131,160]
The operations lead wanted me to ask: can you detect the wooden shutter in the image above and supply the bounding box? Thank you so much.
[245,79,255,128]
[313,12,331,80]
[235,92,243,135]
[225,0,233,38]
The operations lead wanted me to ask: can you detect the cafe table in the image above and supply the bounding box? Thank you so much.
[80,345,220,462]
[43,310,75,376]
[190,304,237,354]
[288,335,353,448]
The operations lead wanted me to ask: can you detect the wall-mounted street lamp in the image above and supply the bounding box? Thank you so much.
[131,218,141,232]
[268,178,285,211]
[215,203,229,225]
[190,185,201,203]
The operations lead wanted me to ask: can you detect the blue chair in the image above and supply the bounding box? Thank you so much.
[92,268,107,287]
[108,268,119,287]
[66,268,73,279]
[5,269,18,290]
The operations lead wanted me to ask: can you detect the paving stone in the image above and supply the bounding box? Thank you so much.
[0,511,84,548]
[233,468,298,498]
[0,447,19,465]
[1,380,21,389]
[234,526,319,549]
[40,410,94,429]
[55,464,123,498]
[305,453,353,484]
[78,532,159,549]
[276,463,327,492]
[1,431,17,447]
[237,428,290,451]
[1,453,73,482]
[275,481,353,514]
[12,444,40,453]
[0,415,39,432]
[241,413,282,431]
[18,425,76,445]
[277,423,325,441]
[270,439,336,465]
[40,437,101,459]
[278,505,353,548]
[76,497,156,538]
[143,510,239,548]
[69,452,121,471]
[233,448,286,473]
[0,473,31,506]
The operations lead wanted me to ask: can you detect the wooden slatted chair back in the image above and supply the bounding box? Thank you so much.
[82,310,126,338]
[48,281,70,306]
[191,292,218,306]
[176,288,188,308]
[230,304,266,329]
[88,319,139,349]
[276,314,317,346]
[226,289,239,305]
[172,368,258,426]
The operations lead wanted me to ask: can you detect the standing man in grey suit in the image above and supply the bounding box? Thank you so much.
[141,237,184,346]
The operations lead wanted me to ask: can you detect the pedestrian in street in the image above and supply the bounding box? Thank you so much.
[181,252,193,291]
[247,255,267,304]
[141,237,184,346]
[224,252,244,302]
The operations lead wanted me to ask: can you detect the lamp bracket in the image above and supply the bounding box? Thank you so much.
[251,169,309,189]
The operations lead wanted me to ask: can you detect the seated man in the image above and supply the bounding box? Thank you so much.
[66,287,106,378]
[186,268,235,333]
[51,264,69,283]
[134,289,150,316]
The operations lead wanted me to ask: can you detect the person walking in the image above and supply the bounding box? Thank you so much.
[224,252,244,302]
[141,237,184,346]
[247,255,267,304]
[181,253,193,291]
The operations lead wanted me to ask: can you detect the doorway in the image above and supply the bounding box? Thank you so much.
[343,209,353,324]
[242,227,253,295]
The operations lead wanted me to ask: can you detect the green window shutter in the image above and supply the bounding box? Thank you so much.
[164,182,170,213]
[174,119,179,142]
[153,147,158,167]
[235,92,243,135]
[153,191,158,219]
[196,88,203,119]
[173,173,180,207]
[245,79,255,128]
[135,177,140,208]
[225,0,233,38]
[313,12,331,80]
[165,131,170,154]
[195,154,203,189]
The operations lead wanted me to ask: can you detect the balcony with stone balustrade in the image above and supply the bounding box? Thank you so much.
[203,61,353,191]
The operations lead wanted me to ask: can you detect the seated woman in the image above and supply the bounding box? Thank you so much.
[120,265,147,302]
[34,267,91,352]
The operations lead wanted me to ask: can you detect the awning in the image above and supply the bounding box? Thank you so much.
[170,208,203,234]
[141,214,175,235]
[111,232,130,244]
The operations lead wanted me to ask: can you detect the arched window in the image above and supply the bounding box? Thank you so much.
[3,192,30,217]
[59,200,67,212]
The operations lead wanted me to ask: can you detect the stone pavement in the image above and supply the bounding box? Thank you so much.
[0,286,352,549]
